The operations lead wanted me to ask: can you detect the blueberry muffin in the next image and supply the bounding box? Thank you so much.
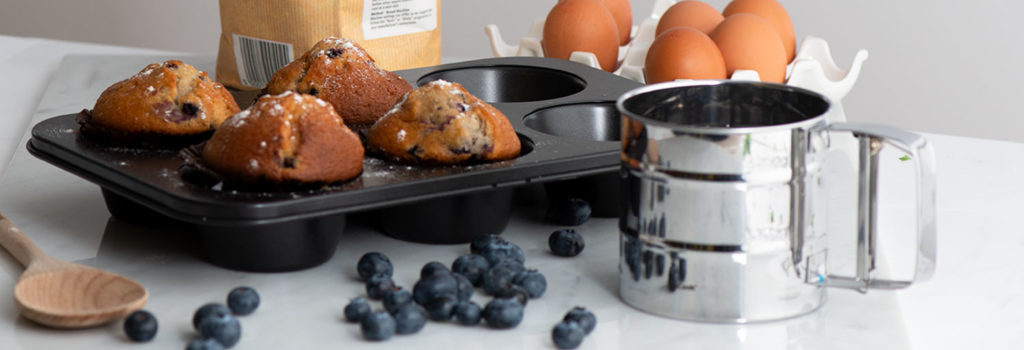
[201,91,364,185]
[78,60,240,147]
[262,37,413,127]
[366,80,521,165]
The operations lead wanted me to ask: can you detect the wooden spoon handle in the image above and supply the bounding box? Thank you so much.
[0,212,47,268]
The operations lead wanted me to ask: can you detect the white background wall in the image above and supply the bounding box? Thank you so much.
[1,0,1020,143]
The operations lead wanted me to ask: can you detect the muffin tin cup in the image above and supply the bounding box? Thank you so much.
[27,57,641,271]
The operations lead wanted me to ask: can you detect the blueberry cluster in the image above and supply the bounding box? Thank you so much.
[185,286,261,349]
[346,237,550,341]
[123,286,259,348]
[551,307,597,349]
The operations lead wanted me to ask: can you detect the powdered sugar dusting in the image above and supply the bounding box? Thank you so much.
[249,159,259,169]
[226,109,252,128]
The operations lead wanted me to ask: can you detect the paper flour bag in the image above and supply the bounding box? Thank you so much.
[216,0,441,90]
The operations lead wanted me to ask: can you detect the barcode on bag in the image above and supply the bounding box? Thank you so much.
[232,34,294,88]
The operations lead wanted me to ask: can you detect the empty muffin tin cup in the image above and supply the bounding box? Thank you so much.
[525,102,622,217]
[617,80,937,322]
[418,66,586,103]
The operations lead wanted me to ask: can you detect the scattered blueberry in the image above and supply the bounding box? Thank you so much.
[123,310,158,342]
[483,263,519,297]
[453,273,474,301]
[226,286,260,315]
[453,301,482,326]
[360,311,396,341]
[549,229,585,257]
[552,320,586,349]
[563,307,596,334]
[451,254,490,286]
[478,239,526,266]
[366,273,396,300]
[513,269,548,299]
[392,304,428,335]
[192,303,231,330]
[383,287,413,314]
[357,252,393,280]
[345,297,372,323]
[198,309,241,348]
[420,261,451,278]
[470,234,506,255]
[186,338,224,350]
[412,273,458,305]
[490,259,526,275]
[545,197,592,226]
[424,295,457,321]
[482,297,525,329]
[500,284,531,307]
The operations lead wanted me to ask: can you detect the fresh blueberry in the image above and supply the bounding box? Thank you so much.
[420,261,451,278]
[123,310,158,342]
[344,297,372,322]
[193,303,231,330]
[357,252,393,280]
[482,297,524,329]
[482,263,519,297]
[513,269,547,299]
[453,301,482,326]
[451,254,490,286]
[198,309,241,348]
[552,320,586,349]
[412,273,458,305]
[360,311,396,341]
[545,197,592,226]
[392,304,428,335]
[470,234,506,255]
[226,286,260,315]
[563,307,596,334]
[186,338,224,350]
[383,287,413,314]
[496,284,530,307]
[366,273,396,300]
[479,239,526,266]
[490,259,526,275]
[549,229,585,257]
[424,295,457,321]
[453,273,474,301]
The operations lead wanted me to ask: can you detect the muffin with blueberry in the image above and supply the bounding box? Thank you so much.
[201,91,364,186]
[366,80,521,165]
[78,60,240,147]
[262,37,412,127]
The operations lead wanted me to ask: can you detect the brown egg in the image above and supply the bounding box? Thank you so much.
[543,0,621,72]
[656,0,724,36]
[710,13,787,83]
[723,0,795,62]
[600,0,633,45]
[644,28,727,83]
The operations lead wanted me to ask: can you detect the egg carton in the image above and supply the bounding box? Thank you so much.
[485,0,869,122]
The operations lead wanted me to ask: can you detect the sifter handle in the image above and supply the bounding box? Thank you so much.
[820,123,937,292]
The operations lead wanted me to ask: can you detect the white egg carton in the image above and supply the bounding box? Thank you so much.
[485,0,869,122]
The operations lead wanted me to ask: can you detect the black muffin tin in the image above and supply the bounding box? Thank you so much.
[26,57,639,272]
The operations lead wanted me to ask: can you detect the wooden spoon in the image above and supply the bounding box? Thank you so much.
[0,212,147,328]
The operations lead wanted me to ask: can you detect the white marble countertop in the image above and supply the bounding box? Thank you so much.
[0,34,1020,349]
